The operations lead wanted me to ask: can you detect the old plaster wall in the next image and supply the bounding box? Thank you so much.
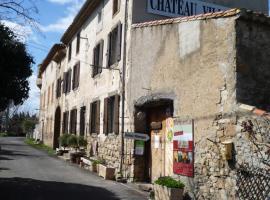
[236,19,270,111]
[128,16,238,199]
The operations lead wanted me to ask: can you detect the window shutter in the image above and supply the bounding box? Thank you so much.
[68,70,72,92]
[92,47,96,78]
[106,33,111,67]
[96,100,100,134]
[116,23,122,62]
[74,109,77,134]
[103,98,108,135]
[98,40,104,73]
[89,103,92,134]
[63,73,66,93]
[76,62,80,88]
[72,66,76,90]
[113,94,120,134]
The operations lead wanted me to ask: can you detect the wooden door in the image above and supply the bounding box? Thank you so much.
[148,107,167,182]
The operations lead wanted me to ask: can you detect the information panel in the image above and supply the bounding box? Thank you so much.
[173,120,194,177]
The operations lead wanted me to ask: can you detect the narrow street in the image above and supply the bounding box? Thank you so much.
[0,137,148,200]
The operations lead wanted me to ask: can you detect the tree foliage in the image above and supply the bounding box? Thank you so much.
[0,23,34,111]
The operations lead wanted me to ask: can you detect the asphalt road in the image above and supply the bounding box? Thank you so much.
[0,137,148,200]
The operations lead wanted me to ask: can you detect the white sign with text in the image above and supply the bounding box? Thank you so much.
[147,0,229,18]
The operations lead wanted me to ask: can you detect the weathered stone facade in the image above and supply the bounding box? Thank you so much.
[37,0,269,199]
[129,10,270,199]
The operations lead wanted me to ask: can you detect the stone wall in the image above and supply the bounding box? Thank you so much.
[86,134,135,177]
[236,19,270,111]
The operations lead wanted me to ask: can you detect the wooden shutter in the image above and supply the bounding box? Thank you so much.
[74,109,77,134]
[76,62,80,88]
[63,73,66,93]
[89,103,93,134]
[92,46,96,78]
[116,23,122,62]
[96,100,100,134]
[98,40,104,73]
[106,33,111,67]
[103,98,108,134]
[113,94,120,134]
[68,69,72,92]
[72,66,76,90]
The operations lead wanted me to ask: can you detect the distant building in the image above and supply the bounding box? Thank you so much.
[37,0,269,199]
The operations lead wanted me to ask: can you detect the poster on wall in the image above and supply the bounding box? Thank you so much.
[173,120,194,177]
[135,140,145,155]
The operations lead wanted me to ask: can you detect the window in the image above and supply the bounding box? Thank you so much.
[90,101,100,134]
[56,78,62,98]
[63,111,69,134]
[80,106,86,136]
[98,10,102,23]
[68,43,72,61]
[70,109,77,134]
[113,0,120,16]
[103,95,120,135]
[72,62,80,89]
[76,32,80,54]
[92,41,104,77]
[107,23,122,67]
[63,69,72,94]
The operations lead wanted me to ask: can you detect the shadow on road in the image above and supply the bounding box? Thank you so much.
[0,177,120,200]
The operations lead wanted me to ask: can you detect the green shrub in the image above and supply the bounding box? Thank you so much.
[67,134,78,148]
[77,136,87,147]
[59,134,69,149]
[154,177,185,189]
[0,132,8,137]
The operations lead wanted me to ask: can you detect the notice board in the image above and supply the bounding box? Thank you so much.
[173,120,194,177]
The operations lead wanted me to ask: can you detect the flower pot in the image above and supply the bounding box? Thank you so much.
[154,184,184,200]
[97,164,115,180]
[90,164,97,172]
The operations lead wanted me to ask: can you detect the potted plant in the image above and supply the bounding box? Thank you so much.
[97,159,115,180]
[58,134,70,155]
[67,134,79,163]
[154,176,185,200]
[78,136,87,149]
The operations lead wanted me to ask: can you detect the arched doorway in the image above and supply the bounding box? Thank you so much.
[53,106,61,149]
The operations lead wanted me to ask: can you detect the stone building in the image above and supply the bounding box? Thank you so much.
[38,0,269,199]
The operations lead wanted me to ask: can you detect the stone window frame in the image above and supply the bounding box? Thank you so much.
[89,100,100,135]
[107,22,122,68]
[69,108,77,134]
[103,94,120,135]
[92,40,104,77]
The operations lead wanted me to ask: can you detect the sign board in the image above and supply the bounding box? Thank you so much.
[173,120,194,177]
[147,0,228,18]
[124,132,150,141]
[135,140,145,155]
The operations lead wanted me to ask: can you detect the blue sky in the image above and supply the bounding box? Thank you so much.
[5,0,270,114]
[10,0,86,114]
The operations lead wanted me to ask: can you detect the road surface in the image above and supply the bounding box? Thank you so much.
[0,137,148,200]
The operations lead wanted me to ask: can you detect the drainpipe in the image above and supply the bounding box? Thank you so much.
[120,0,129,176]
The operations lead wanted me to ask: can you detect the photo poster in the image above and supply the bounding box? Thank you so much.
[135,140,145,156]
[173,120,194,177]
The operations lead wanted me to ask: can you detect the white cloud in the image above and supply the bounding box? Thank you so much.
[47,0,74,4]
[1,20,33,42]
[18,73,40,115]
[41,0,86,33]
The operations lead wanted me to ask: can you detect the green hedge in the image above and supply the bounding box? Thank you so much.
[155,177,185,189]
